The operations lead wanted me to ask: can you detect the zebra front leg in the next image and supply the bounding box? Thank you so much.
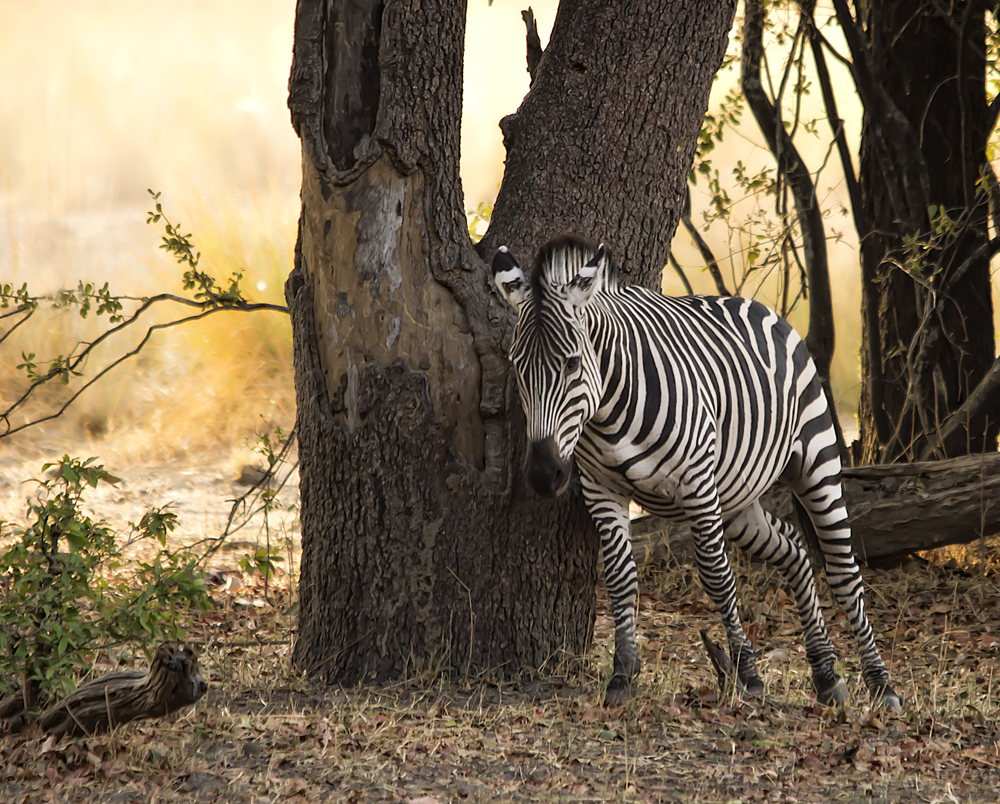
[689,505,765,699]
[582,482,641,704]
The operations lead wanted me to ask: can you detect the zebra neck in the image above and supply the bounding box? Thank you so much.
[585,293,640,419]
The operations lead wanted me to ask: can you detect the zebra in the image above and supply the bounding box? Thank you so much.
[491,234,900,710]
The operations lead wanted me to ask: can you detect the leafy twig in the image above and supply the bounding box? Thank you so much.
[0,192,288,440]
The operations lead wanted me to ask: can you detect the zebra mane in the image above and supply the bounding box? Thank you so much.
[529,234,621,311]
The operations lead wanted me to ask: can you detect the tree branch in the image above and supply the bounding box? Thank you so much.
[521,8,543,86]
[881,232,1000,461]
[828,0,931,231]
[801,0,868,241]
[680,190,730,296]
[1,301,286,440]
[0,307,35,347]
[667,252,694,295]
[920,355,1000,460]
[632,454,1000,565]
[742,0,845,462]
[37,643,206,737]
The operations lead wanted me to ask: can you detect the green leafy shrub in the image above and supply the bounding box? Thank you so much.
[0,456,211,709]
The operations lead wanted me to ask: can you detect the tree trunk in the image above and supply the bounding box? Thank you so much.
[287,0,735,684]
[855,0,997,464]
[479,1,735,290]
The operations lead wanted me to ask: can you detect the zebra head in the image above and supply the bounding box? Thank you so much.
[492,236,608,497]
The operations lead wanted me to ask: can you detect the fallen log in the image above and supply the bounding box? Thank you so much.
[631,453,1000,566]
[1,642,207,738]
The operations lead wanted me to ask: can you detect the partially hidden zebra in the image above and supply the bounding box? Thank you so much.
[491,234,900,710]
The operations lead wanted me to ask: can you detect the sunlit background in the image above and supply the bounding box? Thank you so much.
[1,1,996,463]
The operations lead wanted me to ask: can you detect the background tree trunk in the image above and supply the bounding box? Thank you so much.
[287,0,735,684]
[856,0,998,464]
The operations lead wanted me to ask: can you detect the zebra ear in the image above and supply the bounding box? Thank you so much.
[492,246,531,311]
[566,246,603,310]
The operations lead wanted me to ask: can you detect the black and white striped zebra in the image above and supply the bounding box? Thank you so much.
[492,234,900,710]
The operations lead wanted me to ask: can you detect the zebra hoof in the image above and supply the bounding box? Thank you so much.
[816,676,850,708]
[604,674,634,706]
[873,685,902,713]
[738,675,765,700]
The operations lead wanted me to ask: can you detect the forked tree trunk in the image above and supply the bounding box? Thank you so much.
[855,1,998,464]
[287,0,735,684]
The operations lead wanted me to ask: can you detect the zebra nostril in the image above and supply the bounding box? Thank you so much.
[527,438,569,497]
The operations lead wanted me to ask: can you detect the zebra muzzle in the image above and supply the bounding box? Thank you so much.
[526,437,572,498]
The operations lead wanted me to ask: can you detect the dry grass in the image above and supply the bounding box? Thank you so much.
[0,198,297,461]
[0,1,555,462]
[3,555,998,803]
[0,0,301,460]
[1,447,997,803]
[1,2,995,460]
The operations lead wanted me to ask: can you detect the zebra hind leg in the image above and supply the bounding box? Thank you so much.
[728,503,847,706]
[689,510,765,699]
[791,480,902,712]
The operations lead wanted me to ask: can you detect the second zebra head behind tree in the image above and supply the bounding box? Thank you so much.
[492,234,900,712]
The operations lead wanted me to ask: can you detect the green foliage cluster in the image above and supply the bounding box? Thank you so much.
[0,456,211,708]
[147,189,248,308]
[467,199,494,244]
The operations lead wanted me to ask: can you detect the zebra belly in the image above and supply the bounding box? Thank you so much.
[577,441,789,522]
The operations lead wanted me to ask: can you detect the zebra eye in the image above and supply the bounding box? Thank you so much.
[564,355,581,376]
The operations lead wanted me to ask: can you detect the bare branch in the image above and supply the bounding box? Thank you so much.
[667,252,694,295]
[987,90,1000,137]
[0,307,35,347]
[680,215,730,296]
[633,453,1000,564]
[679,187,730,296]
[742,3,834,375]
[920,355,1000,460]
[801,0,868,240]
[828,0,931,231]
[742,0,848,463]
[1,301,286,440]
[521,8,543,86]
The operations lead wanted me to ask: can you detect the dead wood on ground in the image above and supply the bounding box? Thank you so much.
[632,453,1000,566]
[1,642,207,737]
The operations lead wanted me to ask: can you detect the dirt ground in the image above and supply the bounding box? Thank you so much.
[2,447,1000,803]
[0,443,302,572]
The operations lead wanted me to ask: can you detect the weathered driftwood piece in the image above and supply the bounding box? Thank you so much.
[36,642,207,738]
[632,453,1000,566]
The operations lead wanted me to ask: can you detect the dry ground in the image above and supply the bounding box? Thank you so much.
[1,451,999,803]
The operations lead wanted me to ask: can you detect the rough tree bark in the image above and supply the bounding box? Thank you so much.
[286,0,736,684]
[850,0,998,464]
[478,2,735,289]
